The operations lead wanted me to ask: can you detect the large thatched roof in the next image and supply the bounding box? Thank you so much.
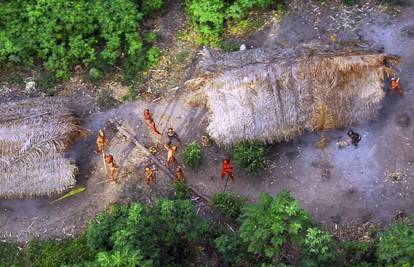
[186,42,399,146]
[0,97,86,198]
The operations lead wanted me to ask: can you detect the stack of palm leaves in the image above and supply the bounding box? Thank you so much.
[185,42,399,146]
[0,97,87,198]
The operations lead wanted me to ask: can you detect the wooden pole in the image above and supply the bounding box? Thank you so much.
[223,175,229,193]
[109,119,211,203]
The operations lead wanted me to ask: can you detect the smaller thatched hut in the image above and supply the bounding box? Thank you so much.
[186,42,399,146]
[0,97,86,198]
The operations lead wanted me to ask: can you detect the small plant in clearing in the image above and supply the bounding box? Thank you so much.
[183,141,203,169]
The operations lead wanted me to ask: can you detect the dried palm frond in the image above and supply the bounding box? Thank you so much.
[0,97,86,198]
[192,43,397,146]
[312,103,335,132]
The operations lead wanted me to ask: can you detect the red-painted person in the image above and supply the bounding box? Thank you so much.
[221,159,235,182]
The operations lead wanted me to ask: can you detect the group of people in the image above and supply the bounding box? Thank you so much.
[96,109,235,187]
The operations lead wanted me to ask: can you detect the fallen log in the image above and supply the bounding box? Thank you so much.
[108,118,212,203]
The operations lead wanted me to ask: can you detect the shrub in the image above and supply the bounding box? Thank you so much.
[141,0,165,16]
[302,228,338,266]
[233,140,266,173]
[226,0,273,20]
[146,46,161,68]
[342,241,377,266]
[26,235,95,267]
[183,141,203,169]
[214,233,251,265]
[0,242,25,267]
[173,180,192,199]
[238,191,314,264]
[212,192,247,219]
[376,219,414,265]
[145,32,158,44]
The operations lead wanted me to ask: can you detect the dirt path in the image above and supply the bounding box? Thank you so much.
[1,0,414,242]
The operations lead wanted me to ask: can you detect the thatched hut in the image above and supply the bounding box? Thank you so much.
[186,42,399,146]
[0,97,86,198]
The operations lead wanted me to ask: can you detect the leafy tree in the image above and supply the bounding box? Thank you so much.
[376,219,414,265]
[233,140,266,173]
[182,141,203,169]
[212,192,247,220]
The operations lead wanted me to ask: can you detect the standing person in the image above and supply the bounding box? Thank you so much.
[221,159,235,182]
[143,109,162,139]
[164,144,177,167]
[144,166,155,187]
[175,166,185,182]
[390,78,403,96]
[96,129,108,153]
[166,127,181,146]
[347,129,361,146]
[105,154,118,184]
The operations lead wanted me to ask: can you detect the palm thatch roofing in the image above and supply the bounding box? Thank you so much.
[186,42,399,146]
[0,97,86,198]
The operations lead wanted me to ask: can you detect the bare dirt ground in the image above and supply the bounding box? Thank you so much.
[1,0,414,242]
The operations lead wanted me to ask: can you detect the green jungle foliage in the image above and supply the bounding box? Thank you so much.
[2,193,414,266]
[185,0,283,45]
[0,0,163,83]
[233,140,267,173]
[173,180,192,199]
[26,236,95,267]
[212,192,247,219]
[376,217,414,265]
[0,242,26,267]
[238,191,336,265]
[182,141,203,169]
[342,241,377,266]
[84,199,213,266]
